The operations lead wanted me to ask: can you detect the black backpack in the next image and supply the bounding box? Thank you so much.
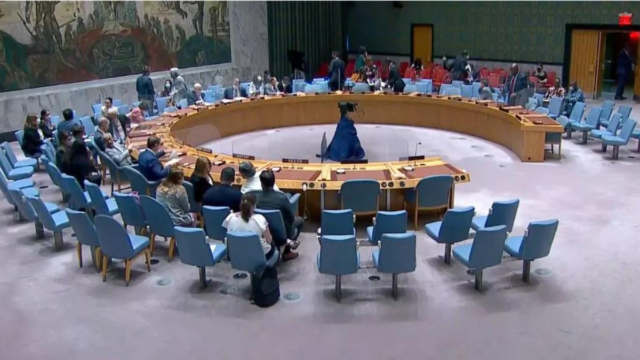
[251,265,280,308]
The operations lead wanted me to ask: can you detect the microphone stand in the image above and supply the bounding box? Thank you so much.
[413,142,422,168]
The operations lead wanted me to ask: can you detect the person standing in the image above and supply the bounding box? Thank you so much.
[328,51,345,92]
[451,50,469,81]
[386,60,405,93]
[136,66,155,103]
[170,68,189,106]
[615,44,635,100]
[355,46,368,72]
[504,63,528,106]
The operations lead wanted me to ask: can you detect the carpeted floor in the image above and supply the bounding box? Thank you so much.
[1,98,639,360]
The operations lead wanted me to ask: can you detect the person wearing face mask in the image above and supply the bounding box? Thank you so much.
[39,109,55,139]
[544,78,565,103]
[160,79,173,97]
[533,63,547,84]
[264,77,278,95]
[564,81,584,116]
[224,78,248,99]
[248,74,264,97]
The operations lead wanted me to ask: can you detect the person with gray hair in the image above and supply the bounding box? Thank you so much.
[170,67,189,106]
[187,82,205,105]
[104,133,134,166]
[239,161,280,194]
[93,117,111,152]
[478,79,493,101]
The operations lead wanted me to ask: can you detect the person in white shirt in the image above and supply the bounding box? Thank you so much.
[248,74,264,97]
[223,193,277,260]
[239,161,280,194]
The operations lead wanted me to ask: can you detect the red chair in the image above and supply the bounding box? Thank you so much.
[399,62,409,77]
[420,68,432,80]
[546,71,556,86]
[316,62,329,78]
[492,67,503,73]
[348,58,356,66]
[345,63,355,77]
[373,60,382,68]
[488,74,501,88]
[432,69,448,90]
[404,67,415,79]
[480,69,491,79]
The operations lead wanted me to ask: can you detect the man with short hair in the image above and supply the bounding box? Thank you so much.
[504,63,528,106]
[224,78,248,99]
[328,51,345,91]
[136,66,155,102]
[264,77,278,95]
[202,166,242,212]
[188,83,205,105]
[137,136,171,181]
[278,76,293,94]
[478,79,493,101]
[93,118,111,152]
[256,170,302,261]
[57,108,80,134]
[239,161,280,194]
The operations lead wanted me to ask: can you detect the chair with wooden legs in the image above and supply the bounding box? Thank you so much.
[140,195,177,260]
[66,209,102,271]
[405,175,454,230]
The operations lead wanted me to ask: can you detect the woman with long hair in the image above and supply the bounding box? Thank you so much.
[160,79,173,97]
[222,193,276,260]
[55,131,72,169]
[63,124,101,188]
[21,114,44,158]
[189,156,213,203]
[157,167,195,226]
[39,109,55,139]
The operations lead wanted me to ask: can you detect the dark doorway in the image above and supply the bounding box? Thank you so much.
[602,32,639,98]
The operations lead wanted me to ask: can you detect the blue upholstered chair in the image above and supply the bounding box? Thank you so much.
[209,85,224,100]
[97,151,129,195]
[203,90,214,103]
[51,115,60,127]
[416,79,433,94]
[405,175,453,230]
[94,215,150,286]
[26,194,70,250]
[8,187,58,238]
[92,103,102,115]
[240,82,251,94]
[140,195,176,260]
[0,149,34,181]
[175,226,228,288]
[319,210,355,240]
[156,97,168,114]
[181,180,199,213]
[602,119,637,159]
[122,166,160,197]
[443,86,462,96]
[591,113,621,141]
[254,208,290,249]
[66,209,102,270]
[112,99,123,106]
[526,97,538,111]
[556,101,585,131]
[202,206,230,241]
[471,199,519,233]
[451,80,464,88]
[14,130,24,146]
[352,83,370,93]
[2,142,38,170]
[547,96,564,119]
[339,179,380,217]
[178,99,188,109]
[570,107,602,143]
[306,84,326,94]
[41,141,56,164]
[452,225,508,291]
[44,162,67,201]
[317,234,359,302]
[403,84,418,94]
[616,104,632,122]
[439,84,452,95]
[84,181,119,216]
[164,106,177,114]
[504,219,559,283]
[80,116,95,136]
[367,210,407,245]
[372,232,416,300]
[226,231,278,274]
[533,93,544,107]
[1,170,36,212]
[61,174,107,211]
[471,82,481,97]
[113,192,147,235]
[117,105,129,115]
[292,79,306,93]
[461,84,473,98]
[425,206,474,264]
[535,107,549,115]
[599,100,615,126]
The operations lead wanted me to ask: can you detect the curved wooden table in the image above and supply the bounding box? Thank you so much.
[130,93,561,219]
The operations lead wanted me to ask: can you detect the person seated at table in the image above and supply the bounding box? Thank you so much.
[278,76,293,94]
[63,124,101,188]
[248,74,264,97]
[106,107,128,143]
[264,77,278,95]
[224,78,248,99]
[127,102,146,124]
[223,192,277,261]
[57,108,80,134]
[157,167,195,227]
[478,79,493,101]
[39,109,55,139]
[138,136,172,181]
[104,134,134,167]
[239,161,280,194]
[202,166,242,212]
[256,170,301,261]
[543,78,565,102]
[533,63,548,84]
[189,156,213,203]
[56,131,72,168]
[386,60,405,93]
[187,83,205,106]
[100,97,115,118]
[93,118,110,152]
[564,81,584,116]
[324,103,366,162]
[21,114,44,158]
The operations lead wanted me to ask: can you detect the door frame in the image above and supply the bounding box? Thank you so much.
[564,24,640,91]
[410,23,435,64]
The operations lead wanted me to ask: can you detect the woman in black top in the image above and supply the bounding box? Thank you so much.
[189,156,213,203]
[63,125,101,189]
[38,109,55,139]
[56,131,72,169]
[278,76,293,94]
[21,115,44,157]
[533,63,548,84]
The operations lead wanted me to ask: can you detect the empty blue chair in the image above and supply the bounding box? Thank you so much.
[26,194,70,250]
[367,210,407,245]
[505,219,559,283]
[92,103,102,115]
[175,227,228,288]
[403,84,418,94]
[80,116,95,136]
[602,119,637,159]
[113,192,147,235]
[443,86,462,96]
[405,175,454,230]
[439,84,452,95]
[85,181,119,216]
[471,82,481,97]
[8,187,58,237]
[372,232,416,300]
[240,82,251,95]
[209,85,223,100]
[178,99,188,109]
[471,199,519,233]
[122,166,160,197]
[164,106,177,114]
[350,83,369,93]
[591,113,621,140]
[461,84,473,98]
[599,100,615,126]
[51,115,60,126]
[203,90,214,103]
[292,79,306,93]
[156,97,168,114]
[402,78,413,85]
[339,179,380,217]
[117,105,129,116]
[451,80,464,88]
[66,209,102,270]
[557,102,585,131]
[60,174,98,211]
[2,142,37,169]
[533,93,544,106]
[14,130,24,146]
[416,79,432,94]
[425,206,474,264]
[140,195,176,259]
[202,205,230,241]
[0,149,34,180]
[41,141,56,164]
[304,84,324,94]
[0,170,36,211]
[44,161,67,201]
[616,105,632,122]
[226,231,278,281]
[547,96,564,119]
[453,226,507,291]
[97,151,128,195]
[570,107,602,144]
[112,99,122,106]
[317,234,359,302]
[535,107,549,115]
[94,215,150,286]
[319,210,355,241]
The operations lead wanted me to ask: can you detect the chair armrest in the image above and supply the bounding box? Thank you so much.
[488,208,492,215]
[372,217,376,225]
[289,193,301,215]
[353,214,356,223]
[524,229,528,237]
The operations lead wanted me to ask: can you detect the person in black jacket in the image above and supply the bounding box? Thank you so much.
[386,60,405,93]
[202,166,242,212]
[328,51,345,91]
[56,131,72,169]
[38,109,55,139]
[21,115,44,158]
[136,66,155,102]
[451,50,469,81]
[63,124,101,189]
[189,156,213,203]
[278,76,293,94]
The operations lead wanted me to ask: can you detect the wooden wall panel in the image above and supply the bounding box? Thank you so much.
[569,30,600,94]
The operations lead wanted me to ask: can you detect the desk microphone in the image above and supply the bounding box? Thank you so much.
[414,142,422,167]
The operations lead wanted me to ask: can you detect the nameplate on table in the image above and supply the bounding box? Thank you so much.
[232,153,255,160]
[196,147,213,154]
[282,158,309,164]
[340,159,369,165]
[399,155,425,161]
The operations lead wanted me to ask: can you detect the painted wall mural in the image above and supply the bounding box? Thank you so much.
[0,1,231,93]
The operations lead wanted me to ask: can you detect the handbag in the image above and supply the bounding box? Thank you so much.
[251,265,280,308]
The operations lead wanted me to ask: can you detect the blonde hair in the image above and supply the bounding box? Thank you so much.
[158,167,185,196]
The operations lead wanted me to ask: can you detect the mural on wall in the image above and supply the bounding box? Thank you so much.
[0,1,231,92]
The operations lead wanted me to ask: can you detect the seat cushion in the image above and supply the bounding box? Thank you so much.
[571,123,595,132]
[470,216,487,231]
[590,130,610,139]
[14,158,38,169]
[424,221,442,241]
[8,167,34,180]
[129,234,150,255]
[7,178,35,190]
[504,236,524,259]
[452,244,472,267]
[44,202,61,214]
[210,243,227,264]
[50,211,70,230]
[631,130,640,139]
[372,248,380,267]
[601,135,626,146]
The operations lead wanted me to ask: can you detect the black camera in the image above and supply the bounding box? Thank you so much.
[338,102,358,115]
